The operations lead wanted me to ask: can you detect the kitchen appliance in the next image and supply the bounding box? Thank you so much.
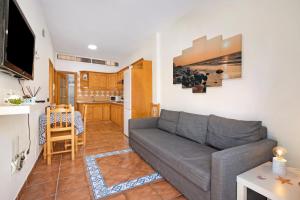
[110,96,122,102]
[123,67,132,136]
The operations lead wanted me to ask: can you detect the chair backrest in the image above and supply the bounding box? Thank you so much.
[55,104,69,109]
[46,104,74,131]
[83,104,88,132]
[151,103,160,117]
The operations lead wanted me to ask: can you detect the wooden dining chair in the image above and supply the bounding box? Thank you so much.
[151,103,160,117]
[75,104,88,151]
[64,104,87,152]
[46,104,75,165]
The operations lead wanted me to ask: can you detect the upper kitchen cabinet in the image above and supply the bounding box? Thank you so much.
[80,71,89,90]
[89,72,107,89]
[107,73,117,90]
[79,70,124,90]
[116,71,124,90]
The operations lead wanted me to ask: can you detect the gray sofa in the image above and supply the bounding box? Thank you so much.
[129,109,277,200]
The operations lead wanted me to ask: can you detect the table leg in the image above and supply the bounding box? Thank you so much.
[237,182,247,200]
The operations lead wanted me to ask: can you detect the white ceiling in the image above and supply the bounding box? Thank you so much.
[40,0,201,64]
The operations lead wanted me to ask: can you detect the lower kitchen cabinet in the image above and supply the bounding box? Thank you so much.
[77,103,110,122]
[77,103,123,129]
[110,104,123,128]
[102,104,111,120]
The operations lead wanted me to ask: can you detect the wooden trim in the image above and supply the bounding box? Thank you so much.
[131,58,144,66]
[118,66,129,72]
[49,59,55,104]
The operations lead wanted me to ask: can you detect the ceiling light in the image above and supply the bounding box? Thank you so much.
[88,44,97,50]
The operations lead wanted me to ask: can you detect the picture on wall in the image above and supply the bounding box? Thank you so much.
[173,34,242,93]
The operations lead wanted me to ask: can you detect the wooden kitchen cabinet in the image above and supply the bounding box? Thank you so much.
[107,74,117,89]
[79,71,89,90]
[110,105,117,123]
[79,71,124,90]
[77,103,123,129]
[78,103,110,122]
[110,104,123,128]
[89,72,107,89]
[102,104,111,120]
[116,71,123,89]
[93,105,103,121]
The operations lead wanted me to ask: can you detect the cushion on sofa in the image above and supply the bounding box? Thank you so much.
[206,115,266,150]
[130,128,217,191]
[176,112,208,144]
[158,109,180,134]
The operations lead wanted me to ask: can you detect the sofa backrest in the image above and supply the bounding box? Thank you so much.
[206,114,267,150]
[157,109,267,149]
[175,111,208,144]
[157,109,180,134]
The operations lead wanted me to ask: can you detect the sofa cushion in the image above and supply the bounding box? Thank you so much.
[158,109,180,134]
[130,128,218,191]
[176,112,208,144]
[206,115,266,150]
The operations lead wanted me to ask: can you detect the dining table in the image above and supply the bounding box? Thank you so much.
[39,111,84,145]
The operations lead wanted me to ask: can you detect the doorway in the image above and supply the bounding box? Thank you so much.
[49,59,56,104]
[55,71,77,108]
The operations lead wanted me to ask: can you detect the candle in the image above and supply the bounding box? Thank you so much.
[272,157,287,176]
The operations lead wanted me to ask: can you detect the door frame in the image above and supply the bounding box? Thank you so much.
[49,59,56,104]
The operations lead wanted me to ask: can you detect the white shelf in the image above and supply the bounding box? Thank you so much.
[0,105,30,116]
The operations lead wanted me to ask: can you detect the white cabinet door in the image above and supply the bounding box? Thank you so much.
[123,68,131,110]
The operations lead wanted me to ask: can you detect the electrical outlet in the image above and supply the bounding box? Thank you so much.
[11,159,17,174]
[11,151,26,174]
[17,152,25,170]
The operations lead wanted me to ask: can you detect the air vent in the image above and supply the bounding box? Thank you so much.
[57,54,76,61]
[106,60,119,67]
[92,59,106,65]
[57,53,119,67]
[76,57,91,63]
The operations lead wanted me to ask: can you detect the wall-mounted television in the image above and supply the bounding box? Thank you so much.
[0,0,35,80]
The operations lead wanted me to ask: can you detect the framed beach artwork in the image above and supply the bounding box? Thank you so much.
[173,34,242,93]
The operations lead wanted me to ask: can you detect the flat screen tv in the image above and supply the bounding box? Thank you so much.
[0,0,35,80]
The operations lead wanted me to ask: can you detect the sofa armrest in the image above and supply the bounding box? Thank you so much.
[129,117,159,130]
[211,139,277,200]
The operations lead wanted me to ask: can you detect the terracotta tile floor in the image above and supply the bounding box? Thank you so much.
[19,121,187,200]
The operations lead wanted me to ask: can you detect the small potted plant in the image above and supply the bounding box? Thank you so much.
[6,94,24,106]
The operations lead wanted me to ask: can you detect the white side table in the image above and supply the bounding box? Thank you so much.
[237,162,300,200]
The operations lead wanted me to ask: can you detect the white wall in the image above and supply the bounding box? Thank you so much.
[55,58,122,73]
[126,0,300,167]
[123,33,161,103]
[0,0,54,199]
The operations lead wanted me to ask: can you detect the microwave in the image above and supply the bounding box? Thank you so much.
[110,96,122,102]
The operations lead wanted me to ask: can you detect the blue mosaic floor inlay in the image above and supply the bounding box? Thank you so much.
[85,148,162,199]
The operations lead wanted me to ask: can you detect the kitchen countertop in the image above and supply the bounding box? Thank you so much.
[76,101,123,105]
